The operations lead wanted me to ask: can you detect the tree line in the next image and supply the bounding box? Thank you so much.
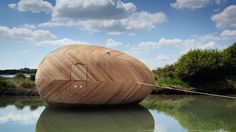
[0,68,37,75]
[153,43,236,93]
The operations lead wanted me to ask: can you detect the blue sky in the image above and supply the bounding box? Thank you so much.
[0,0,236,70]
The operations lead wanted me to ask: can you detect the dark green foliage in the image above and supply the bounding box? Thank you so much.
[0,76,36,96]
[0,68,36,75]
[0,96,44,110]
[14,73,26,79]
[153,43,236,93]
[156,78,190,88]
[153,64,175,80]
[30,74,35,81]
[175,49,224,83]
[141,96,236,131]
[222,43,236,75]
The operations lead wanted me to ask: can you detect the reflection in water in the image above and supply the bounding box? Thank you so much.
[0,96,44,110]
[142,95,236,132]
[36,105,154,132]
[1,95,236,132]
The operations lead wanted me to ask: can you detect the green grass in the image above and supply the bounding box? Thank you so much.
[0,74,36,96]
[0,77,35,89]
[155,78,191,89]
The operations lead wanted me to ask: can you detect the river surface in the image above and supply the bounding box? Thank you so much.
[0,95,235,132]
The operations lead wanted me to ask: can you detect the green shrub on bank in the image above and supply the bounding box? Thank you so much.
[14,73,26,79]
[175,49,224,83]
[153,43,236,92]
[30,74,35,81]
[156,78,190,88]
[153,64,175,80]
[0,76,35,89]
[222,43,236,75]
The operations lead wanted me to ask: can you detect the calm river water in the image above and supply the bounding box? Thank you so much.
[0,95,235,132]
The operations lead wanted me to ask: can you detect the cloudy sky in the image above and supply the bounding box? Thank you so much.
[0,0,236,69]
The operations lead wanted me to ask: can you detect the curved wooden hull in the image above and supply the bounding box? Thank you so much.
[36,44,154,105]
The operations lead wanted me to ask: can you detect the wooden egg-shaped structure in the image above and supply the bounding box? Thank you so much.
[36,44,154,106]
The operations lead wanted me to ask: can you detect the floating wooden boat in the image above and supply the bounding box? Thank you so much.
[36,44,154,106]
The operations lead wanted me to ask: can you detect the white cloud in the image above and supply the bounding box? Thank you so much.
[53,0,136,20]
[8,0,53,13]
[36,38,88,46]
[8,3,16,9]
[0,105,44,125]
[211,5,236,28]
[171,0,210,9]
[130,33,222,54]
[39,0,167,35]
[0,26,56,41]
[192,34,220,43]
[22,24,36,29]
[196,41,221,49]
[155,54,175,67]
[171,0,224,10]
[220,29,236,39]
[0,26,88,47]
[106,38,123,47]
[132,38,192,51]
[156,54,170,61]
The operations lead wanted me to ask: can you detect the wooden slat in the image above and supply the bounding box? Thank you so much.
[35,44,155,105]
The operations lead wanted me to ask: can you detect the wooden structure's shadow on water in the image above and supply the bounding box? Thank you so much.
[36,105,154,132]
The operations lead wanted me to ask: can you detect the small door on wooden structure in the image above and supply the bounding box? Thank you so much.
[70,63,87,94]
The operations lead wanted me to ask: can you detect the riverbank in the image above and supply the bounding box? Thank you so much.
[0,75,38,96]
[152,78,236,94]
[152,43,236,95]
[0,73,235,96]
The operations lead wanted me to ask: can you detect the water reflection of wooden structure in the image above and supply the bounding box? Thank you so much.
[36,105,154,132]
[36,45,154,106]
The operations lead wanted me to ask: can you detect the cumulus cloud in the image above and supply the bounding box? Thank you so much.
[211,5,236,28]
[36,38,88,46]
[156,54,170,61]
[8,3,16,9]
[132,38,192,51]
[131,34,222,53]
[8,0,53,13]
[53,0,136,20]
[0,26,86,47]
[155,54,175,67]
[220,29,236,39]
[0,26,56,41]
[171,0,224,10]
[196,41,220,49]
[39,0,167,35]
[106,38,123,47]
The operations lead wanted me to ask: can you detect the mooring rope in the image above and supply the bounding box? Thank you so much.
[137,82,236,99]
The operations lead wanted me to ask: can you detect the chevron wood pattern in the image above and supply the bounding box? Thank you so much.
[35,44,155,106]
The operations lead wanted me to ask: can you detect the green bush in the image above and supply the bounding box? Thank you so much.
[222,43,236,75]
[20,80,35,88]
[153,64,175,80]
[175,49,224,83]
[14,73,26,79]
[2,80,17,88]
[30,74,35,81]
[153,42,236,91]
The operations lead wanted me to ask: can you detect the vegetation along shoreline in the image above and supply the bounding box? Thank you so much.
[0,43,235,96]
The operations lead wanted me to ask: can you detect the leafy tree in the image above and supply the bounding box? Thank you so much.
[222,43,236,75]
[175,49,223,83]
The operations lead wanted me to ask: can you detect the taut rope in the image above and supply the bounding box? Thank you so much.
[137,82,236,99]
